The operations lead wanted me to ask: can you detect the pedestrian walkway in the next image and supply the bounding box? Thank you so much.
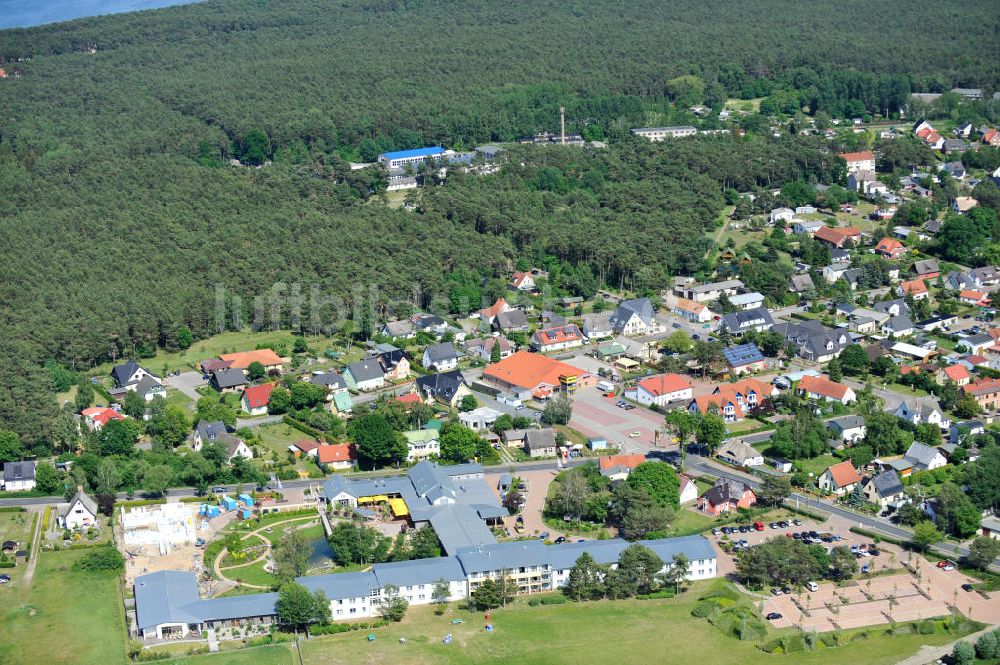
[893,626,994,665]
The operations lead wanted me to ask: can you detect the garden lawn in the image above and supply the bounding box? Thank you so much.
[792,454,840,478]
[166,388,197,418]
[0,548,128,665]
[666,507,716,537]
[295,583,969,665]
[163,645,294,665]
[0,510,36,583]
[255,423,319,474]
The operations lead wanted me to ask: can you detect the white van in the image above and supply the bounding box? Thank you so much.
[805,581,819,592]
[597,380,615,393]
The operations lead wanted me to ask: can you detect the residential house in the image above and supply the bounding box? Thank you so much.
[57,490,99,530]
[219,433,253,463]
[771,321,850,363]
[669,296,712,323]
[316,444,356,470]
[2,461,35,492]
[597,454,647,481]
[827,415,866,444]
[218,349,284,374]
[814,225,861,249]
[720,308,774,336]
[288,439,322,458]
[958,333,994,355]
[403,430,440,462]
[192,419,227,451]
[962,377,1000,412]
[241,384,274,416]
[983,128,1000,147]
[769,208,795,224]
[838,150,876,173]
[494,309,530,333]
[458,407,501,431]
[953,196,978,214]
[902,441,948,471]
[524,429,557,458]
[309,371,349,398]
[862,471,906,511]
[477,298,512,325]
[950,420,985,444]
[937,364,970,387]
[507,271,536,292]
[679,476,698,504]
[211,368,247,393]
[412,313,449,337]
[817,460,861,495]
[960,290,990,307]
[375,347,410,381]
[912,259,940,280]
[882,314,915,337]
[80,406,125,431]
[917,314,957,333]
[873,299,911,318]
[892,399,950,431]
[582,312,615,339]
[112,360,152,389]
[980,515,1000,540]
[635,374,693,407]
[875,237,906,259]
[728,292,765,310]
[465,336,515,362]
[381,320,415,339]
[696,478,757,515]
[789,274,815,294]
[898,279,929,300]
[345,359,386,392]
[942,139,967,155]
[792,219,826,236]
[133,375,167,402]
[530,325,585,353]
[797,375,856,404]
[609,298,664,336]
[415,370,472,408]
[723,343,767,375]
[831,248,851,264]
[422,343,460,372]
[715,440,764,468]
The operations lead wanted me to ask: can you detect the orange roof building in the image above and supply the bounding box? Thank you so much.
[819,460,861,494]
[875,237,906,258]
[798,375,855,403]
[219,349,284,370]
[316,443,356,466]
[598,454,647,477]
[482,350,593,394]
[899,279,928,297]
[813,225,861,248]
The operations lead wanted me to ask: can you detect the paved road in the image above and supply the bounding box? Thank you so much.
[163,371,206,402]
[684,454,1000,571]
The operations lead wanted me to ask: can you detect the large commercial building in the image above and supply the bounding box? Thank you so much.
[134,534,717,639]
[378,146,448,169]
[631,126,697,141]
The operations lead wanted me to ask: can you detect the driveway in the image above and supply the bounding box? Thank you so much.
[486,468,566,541]
[163,371,206,401]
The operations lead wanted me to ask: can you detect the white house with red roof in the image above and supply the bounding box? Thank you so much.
[797,375,856,404]
[938,364,970,387]
[477,298,512,325]
[817,460,861,495]
[635,374,693,407]
[81,406,126,431]
[960,290,990,307]
[875,237,906,259]
[241,384,275,416]
[316,444,356,471]
[507,272,536,292]
[838,150,875,174]
[982,128,1000,147]
[530,325,585,353]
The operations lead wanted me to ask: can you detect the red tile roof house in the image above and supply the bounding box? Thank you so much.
[635,373,693,407]
[813,225,861,249]
[507,271,536,292]
[696,478,757,515]
[597,454,647,481]
[938,364,970,387]
[898,279,929,300]
[797,375,856,405]
[316,444,356,471]
[817,460,862,495]
[960,290,991,307]
[963,377,1000,412]
[288,439,322,457]
[81,406,126,431]
[241,384,274,416]
[838,150,876,173]
[875,237,906,259]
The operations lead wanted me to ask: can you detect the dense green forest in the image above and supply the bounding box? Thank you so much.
[0,0,998,449]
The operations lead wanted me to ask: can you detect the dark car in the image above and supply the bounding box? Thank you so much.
[672,322,682,329]
[962,583,975,592]
[770,588,781,596]
[781,587,791,595]
[212,486,227,494]
[766,613,782,621]
[792,532,802,540]
[554,536,567,544]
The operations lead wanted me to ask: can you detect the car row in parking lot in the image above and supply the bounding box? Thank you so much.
[614,400,636,411]
[713,519,802,538]
[791,530,844,545]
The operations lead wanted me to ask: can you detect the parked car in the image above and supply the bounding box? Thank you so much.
[554,536,567,544]
[753,521,764,531]
[212,486,227,494]
[0,574,10,584]
[962,583,975,592]
[805,581,819,592]
[770,588,781,596]
[765,613,782,621]
[538,531,550,540]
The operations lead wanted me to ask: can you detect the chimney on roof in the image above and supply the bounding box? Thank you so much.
[560,107,566,145]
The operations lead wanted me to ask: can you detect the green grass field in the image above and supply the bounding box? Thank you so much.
[292,585,969,665]
[665,507,716,537]
[790,454,840,478]
[160,645,295,665]
[0,510,35,583]
[0,548,128,665]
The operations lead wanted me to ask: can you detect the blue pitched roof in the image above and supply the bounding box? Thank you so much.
[373,556,466,587]
[381,146,445,160]
[723,343,765,367]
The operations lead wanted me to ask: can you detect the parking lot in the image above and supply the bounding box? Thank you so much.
[569,386,667,452]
